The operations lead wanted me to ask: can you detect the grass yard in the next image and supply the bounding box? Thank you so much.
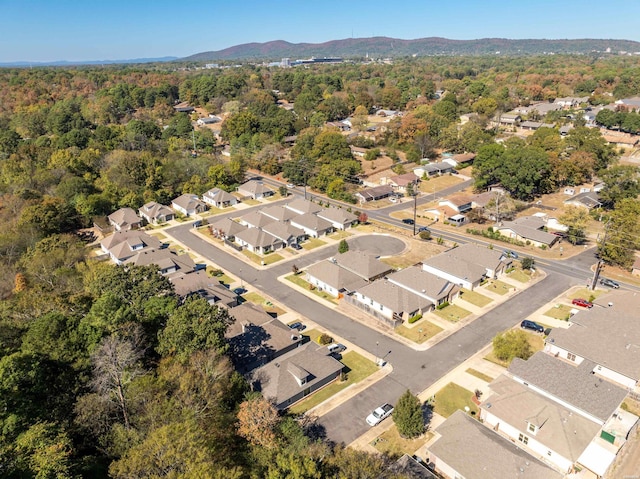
[301,328,322,344]
[200,207,226,217]
[288,351,378,414]
[149,232,167,240]
[242,198,261,206]
[484,331,546,368]
[241,249,284,265]
[285,274,338,304]
[568,288,604,301]
[395,321,443,343]
[433,383,479,418]
[544,303,573,321]
[328,230,353,240]
[373,427,433,457]
[302,238,327,250]
[418,174,466,193]
[465,368,494,383]
[508,269,532,283]
[459,289,492,307]
[483,280,512,295]
[433,304,472,323]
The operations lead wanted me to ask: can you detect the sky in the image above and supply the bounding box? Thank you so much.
[2,0,640,63]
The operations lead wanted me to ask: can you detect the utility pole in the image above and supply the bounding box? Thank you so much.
[590,222,610,290]
[413,191,418,235]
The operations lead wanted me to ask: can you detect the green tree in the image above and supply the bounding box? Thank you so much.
[492,330,533,363]
[559,206,590,245]
[598,198,640,268]
[393,390,424,438]
[338,239,349,254]
[599,165,640,206]
[13,422,75,479]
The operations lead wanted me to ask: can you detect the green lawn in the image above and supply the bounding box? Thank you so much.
[200,206,226,217]
[465,368,494,383]
[433,304,472,323]
[285,274,338,304]
[508,269,532,283]
[395,321,443,343]
[544,303,573,320]
[288,351,377,414]
[568,288,604,301]
[302,238,328,250]
[373,427,432,456]
[242,291,285,315]
[433,383,479,418]
[242,198,261,206]
[241,249,284,265]
[483,280,512,295]
[243,291,266,304]
[484,331,546,368]
[459,289,492,307]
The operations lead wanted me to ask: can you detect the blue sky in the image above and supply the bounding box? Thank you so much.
[2,0,640,62]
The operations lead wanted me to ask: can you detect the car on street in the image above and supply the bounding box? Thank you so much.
[233,287,247,295]
[572,298,593,308]
[418,226,430,232]
[520,320,544,333]
[288,321,305,331]
[389,196,397,203]
[286,183,295,189]
[599,278,620,289]
[503,250,519,259]
[290,242,302,250]
[366,403,394,426]
[402,218,415,225]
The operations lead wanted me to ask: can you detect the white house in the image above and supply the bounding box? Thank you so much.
[290,213,333,238]
[202,188,237,208]
[316,207,358,230]
[108,207,142,231]
[171,194,208,216]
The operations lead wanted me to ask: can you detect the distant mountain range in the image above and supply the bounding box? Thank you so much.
[0,56,178,67]
[184,37,640,61]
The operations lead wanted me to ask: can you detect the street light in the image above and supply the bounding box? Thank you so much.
[239,268,243,289]
[418,328,423,342]
[376,341,379,366]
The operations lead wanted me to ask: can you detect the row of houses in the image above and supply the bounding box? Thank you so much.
[428,290,640,479]
[306,243,512,326]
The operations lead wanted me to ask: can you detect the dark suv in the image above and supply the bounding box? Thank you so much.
[402,218,415,225]
[520,320,544,333]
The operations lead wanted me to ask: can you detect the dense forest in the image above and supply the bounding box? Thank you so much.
[1,55,640,477]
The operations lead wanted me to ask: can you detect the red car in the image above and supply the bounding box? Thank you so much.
[572,298,593,308]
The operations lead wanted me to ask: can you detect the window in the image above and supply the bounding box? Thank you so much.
[567,352,576,362]
[547,451,552,456]
[379,304,383,311]
[518,433,529,445]
[370,299,374,306]
[528,423,537,434]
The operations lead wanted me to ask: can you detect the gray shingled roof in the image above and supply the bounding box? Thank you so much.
[108,207,140,229]
[306,260,368,293]
[284,198,322,215]
[546,291,640,381]
[100,230,161,262]
[172,194,207,212]
[423,243,507,283]
[124,248,195,274]
[139,202,174,222]
[290,213,332,232]
[497,216,558,245]
[235,228,280,248]
[207,217,247,237]
[202,187,235,204]
[386,266,456,303]
[429,411,562,479]
[333,250,394,281]
[260,205,298,222]
[262,221,304,242]
[316,207,357,226]
[357,279,433,314]
[238,180,274,197]
[239,210,276,229]
[508,352,627,422]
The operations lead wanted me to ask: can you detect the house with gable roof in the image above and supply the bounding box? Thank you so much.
[169,270,238,308]
[207,217,247,240]
[235,227,282,254]
[496,216,559,248]
[284,198,322,215]
[290,213,333,237]
[316,207,358,230]
[124,248,195,276]
[350,279,432,324]
[108,207,142,231]
[237,179,275,200]
[260,205,298,223]
[238,210,275,229]
[262,221,305,246]
[171,194,208,216]
[202,188,237,208]
[386,266,459,307]
[100,230,162,264]
[138,201,175,225]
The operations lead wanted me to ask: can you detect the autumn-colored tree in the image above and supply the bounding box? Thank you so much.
[358,212,368,224]
[13,272,27,293]
[237,396,280,449]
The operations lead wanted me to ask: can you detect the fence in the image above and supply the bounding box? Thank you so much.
[343,295,402,328]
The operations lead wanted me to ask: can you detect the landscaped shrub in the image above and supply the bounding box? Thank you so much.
[408,313,423,324]
[318,333,333,345]
[436,302,449,310]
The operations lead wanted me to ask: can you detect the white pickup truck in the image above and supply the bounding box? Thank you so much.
[366,403,394,426]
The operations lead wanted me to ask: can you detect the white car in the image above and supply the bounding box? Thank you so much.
[366,403,394,426]
[286,183,295,189]
[389,196,397,203]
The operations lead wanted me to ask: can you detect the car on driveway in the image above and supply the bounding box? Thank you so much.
[572,298,593,308]
[288,321,305,331]
[599,278,620,289]
[327,343,346,354]
[233,287,247,295]
[389,196,397,203]
[402,218,415,225]
[366,403,394,426]
[520,320,544,333]
[290,242,302,250]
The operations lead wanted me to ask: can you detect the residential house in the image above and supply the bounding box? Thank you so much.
[235,227,282,254]
[333,250,394,282]
[173,102,194,113]
[124,248,195,276]
[428,410,562,479]
[290,213,333,237]
[350,279,432,323]
[493,112,521,126]
[108,207,142,231]
[237,180,275,200]
[421,243,511,290]
[251,342,344,410]
[305,260,368,298]
[528,102,563,116]
[355,185,394,203]
[169,270,238,308]
[438,195,472,214]
[227,303,305,371]
[545,291,640,389]
[138,202,175,225]
[563,191,602,209]
[496,216,559,248]
[350,146,367,157]
[614,96,640,109]
[260,205,298,223]
[469,191,499,209]
[316,207,358,230]
[449,153,476,167]
[207,217,247,240]
[386,266,459,307]
[238,210,276,229]
[559,125,573,136]
[386,173,420,194]
[202,188,237,208]
[262,221,305,246]
[601,131,639,150]
[555,97,589,108]
[413,162,455,177]
[284,198,322,215]
[171,194,208,216]
[388,455,437,479]
[459,112,478,125]
[519,121,555,131]
[100,230,162,265]
[196,117,219,126]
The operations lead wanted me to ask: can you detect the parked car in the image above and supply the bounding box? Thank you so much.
[232,287,247,295]
[366,403,394,426]
[418,226,430,233]
[327,343,346,354]
[572,298,593,308]
[389,196,398,203]
[599,278,620,289]
[290,243,302,250]
[286,183,295,189]
[288,321,305,331]
[402,218,415,225]
[503,250,519,259]
[520,320,544,333]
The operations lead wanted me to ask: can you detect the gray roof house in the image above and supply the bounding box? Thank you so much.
[429,410,562,479]
[496,216,559,248]
[207,217,247,240]
[545,290,640,389]
[262,221,305,245]
[355,185,394,203]
[564,191,602,209]
[202,188,237,208]
[108,207,142,231]
[169,270,238,308]
[171,194,208,216]
[388,454,437,479]
[238,210,275,229]
[124,248,195,276]
[414,162,455,177]
[251,342,344,410]
[284,198,322,215]
[138,201,175,225]
[235,227,282,254]
[422,243,511,290]
[100,230,162,264]
[237,180,275,200]
[290,213,333,238]
[386,266,459,307]
[333,250,394,282]
[305,260,368,298]
[260,205,298,223]
[351,279,433,323]
[316,207,358,230]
